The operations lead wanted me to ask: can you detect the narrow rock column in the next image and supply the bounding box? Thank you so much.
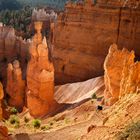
[27,22,56,118]
[6,60,25,111]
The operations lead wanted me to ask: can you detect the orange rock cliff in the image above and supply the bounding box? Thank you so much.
[0,1,140,85]
[53,0,140,84]
[0,0,139,118]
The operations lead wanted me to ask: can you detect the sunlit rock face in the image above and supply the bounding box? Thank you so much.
[120,56,140,97]
[27,22,56,118]
[103,44,134,105]
[54,0,140,84]
[103,44,140,106]
[0,82,4,119]
[6,60,25,111]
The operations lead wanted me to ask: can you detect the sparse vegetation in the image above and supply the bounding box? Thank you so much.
[9,115,20,128]
[64,118,70,124]
[91,93,97,99]
[32,119,41,128]
[0,6,32,39]
[10,107,18,115]
[41,125,52,131]
[116,121,140,140]
[24,116,29,123]
[49,121,54,126]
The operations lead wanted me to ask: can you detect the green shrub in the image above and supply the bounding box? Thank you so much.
[24,116,29,123]
[32,119,41,128]
[49,121,55,126]
[10,107,18,115]
[91,93,97,99]
[41,125,51,131]
[64,118,70,124]
[9,115,20,128]
[116,121,140,140]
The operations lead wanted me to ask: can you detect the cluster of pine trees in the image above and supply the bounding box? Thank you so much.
[0,6,32,38]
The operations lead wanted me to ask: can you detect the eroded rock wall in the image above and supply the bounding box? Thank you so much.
[104,44,140,105]
[54,0,140,84]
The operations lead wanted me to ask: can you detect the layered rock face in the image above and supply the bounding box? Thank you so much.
[0,82,4,119]
[6,60,25,111]
[54,0,140,84]
[27,22,56,118]
[103,44,140,105]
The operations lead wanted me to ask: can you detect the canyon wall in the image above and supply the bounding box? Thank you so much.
[0,1,140,86]
[54,0,140,84]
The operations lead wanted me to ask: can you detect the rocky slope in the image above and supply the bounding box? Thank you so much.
[7,76,104,139]
[55,76,104,104]
[54,0,140,84]
[10,85,140,140]
[1,44,140,140]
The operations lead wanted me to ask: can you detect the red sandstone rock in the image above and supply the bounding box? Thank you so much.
[6,60,25,111]
[27,22,56,118]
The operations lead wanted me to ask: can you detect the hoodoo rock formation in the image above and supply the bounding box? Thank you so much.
[0,82,4,119]
[0,23,29,85]
[103,44,140,106]
[54,0,140,84]
[103,44,134,105]
[6,60,25,111]
[27,22,56,118]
